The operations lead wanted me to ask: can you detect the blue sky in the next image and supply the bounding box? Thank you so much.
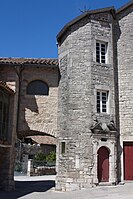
[0,0,129,58]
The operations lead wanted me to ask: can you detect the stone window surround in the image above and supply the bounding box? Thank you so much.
[94,85,110,115]
[96,90,108,113]
[92,139,117,185]
[93,37,111,65]
[58,140,67,158]
[61,142,66,154]
[96,41,107,64]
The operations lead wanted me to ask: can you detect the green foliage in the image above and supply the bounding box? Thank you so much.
[46,151,56,163]
[33,151,56,167]
[34,152,46,161]
[33,152,46,167]
[15,161,22,172]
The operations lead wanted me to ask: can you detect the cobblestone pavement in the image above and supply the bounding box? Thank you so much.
[0,175,133,199]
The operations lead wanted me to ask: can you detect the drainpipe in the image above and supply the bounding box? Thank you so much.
[14,64,24,140]
[14,64,24,161]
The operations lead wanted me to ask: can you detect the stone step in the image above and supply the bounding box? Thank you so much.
[98,182,116,186]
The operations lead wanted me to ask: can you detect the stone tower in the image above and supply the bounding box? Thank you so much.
[56,7,118,191]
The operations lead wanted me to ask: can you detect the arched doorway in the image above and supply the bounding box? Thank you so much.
[97,146,109,182]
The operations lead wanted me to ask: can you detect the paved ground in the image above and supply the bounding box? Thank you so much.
[0,175,133,199]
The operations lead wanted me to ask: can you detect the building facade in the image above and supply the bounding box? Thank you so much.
[56,1,133,191]
[0,0,133,192]
[0,58,59,190]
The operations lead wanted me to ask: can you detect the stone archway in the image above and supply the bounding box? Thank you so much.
[97,146,109,182]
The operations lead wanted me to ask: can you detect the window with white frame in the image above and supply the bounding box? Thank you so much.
[96,42,107,64]
[96,91,108,113]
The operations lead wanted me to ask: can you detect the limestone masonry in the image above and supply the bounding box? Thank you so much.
[0,1,133,191]
[56,1,133,191]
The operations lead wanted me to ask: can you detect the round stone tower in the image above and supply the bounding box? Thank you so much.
[56,7,118,191]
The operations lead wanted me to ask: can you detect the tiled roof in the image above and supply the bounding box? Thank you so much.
[0,81,14,94]
[27,135,56,145]
[0,57,58,66]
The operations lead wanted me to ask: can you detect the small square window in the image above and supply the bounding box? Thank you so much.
[96,42,107,64]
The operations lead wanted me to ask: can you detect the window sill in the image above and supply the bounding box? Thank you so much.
[95,112,110,116]
[93,62,111,68]
[0,144,11,148]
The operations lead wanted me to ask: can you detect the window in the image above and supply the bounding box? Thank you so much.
[97,91,108,113]
[0,89,9,141]
[27,80,49,95]
[61,142,66,154]
[96,42,107,64]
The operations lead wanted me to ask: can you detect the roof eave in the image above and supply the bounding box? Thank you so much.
[57,6,115,43]
[116,0,133,14]
[0,58,59,67]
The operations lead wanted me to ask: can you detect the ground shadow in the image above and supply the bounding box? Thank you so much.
[0,180,55,199]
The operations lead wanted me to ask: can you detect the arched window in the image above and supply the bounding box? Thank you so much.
[27,80,49,95]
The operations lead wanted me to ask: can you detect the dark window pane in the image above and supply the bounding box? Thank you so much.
[97,106,100,113]
[27,80,49,95]
[102,92,107,113]
[101,51,105,55]
[102,108,106,112]
[96,57,100,63]
[97,92,100,112]
[96,43,100,62]
[61,142,66,154]
[101,60,105,63]
[101,44,106,48]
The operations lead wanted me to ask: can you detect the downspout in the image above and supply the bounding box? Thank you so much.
[14,64,24,140]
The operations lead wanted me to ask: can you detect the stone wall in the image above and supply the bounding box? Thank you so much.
[0,64,59,138]
[116,4,133,181]
[56,11,117,191]
[18,66,58,137]
[0,66,18,190]
[0,63,58,190]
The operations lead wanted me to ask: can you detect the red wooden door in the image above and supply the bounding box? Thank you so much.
[97,147,109,182]
[124,142,133,180]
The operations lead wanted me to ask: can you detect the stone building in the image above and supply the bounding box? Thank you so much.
[0,0,133,192]
[0,81,16,191]
[0,58,59,190]
[56,1,133,191]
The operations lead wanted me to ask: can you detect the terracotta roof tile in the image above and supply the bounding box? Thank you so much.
[0,81,14,94]
[27,135,56,145]
[0,57,58,67]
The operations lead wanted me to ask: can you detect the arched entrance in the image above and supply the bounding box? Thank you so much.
[97,146,109,182]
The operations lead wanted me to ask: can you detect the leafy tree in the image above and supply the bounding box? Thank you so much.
[46,151,56,163]
[34,152,46,161]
